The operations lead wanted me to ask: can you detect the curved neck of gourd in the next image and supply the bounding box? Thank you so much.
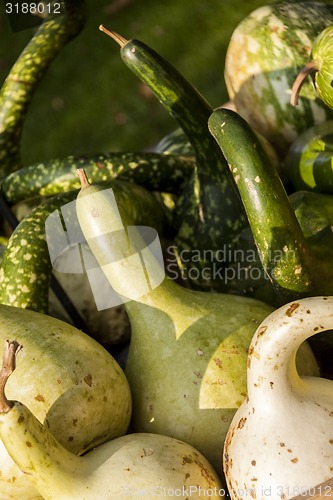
[76,183,207,337]
[247,296,333,405]
[0,401,84,496]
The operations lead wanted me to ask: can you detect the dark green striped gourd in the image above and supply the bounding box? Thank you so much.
[0,0,86,178]
[100,27,248,294]
[208,107,333,302]
[0,180,167,314]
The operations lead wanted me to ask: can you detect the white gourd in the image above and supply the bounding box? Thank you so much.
[224,296,333,499]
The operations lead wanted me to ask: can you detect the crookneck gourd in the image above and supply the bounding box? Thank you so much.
[0,306,131,499]
[223,296,333,499]
[75,169,319,478]
[209,108,333,376]
[0,341,223,499]
[0,0,86,178]
[99,26,249,295]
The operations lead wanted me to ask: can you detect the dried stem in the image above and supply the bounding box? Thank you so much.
[77,168,91,189]
[99,25,128,47]
[0,340,22,413]
[290,60,318,106]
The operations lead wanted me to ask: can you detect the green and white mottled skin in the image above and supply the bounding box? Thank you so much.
[1,151,195,204]
[0,191,78,313]
[0,0,86,178]
[224,1,333,155]
[284,120,333,193]
[223,297,333,499]
[0,307,132,499]
[76,175,319,480]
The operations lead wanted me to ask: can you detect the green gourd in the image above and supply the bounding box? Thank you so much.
[284,121,333,194]
[225,1,333,156]
[291,25,333,112]
[208,108,333,376]
[0,306,131,499]
[0,341,223,499]
[99,26,249,295]
[0,0,86,177]
[75,169,319,479]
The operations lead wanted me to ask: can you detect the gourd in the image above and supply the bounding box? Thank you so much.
[208,107,333,376]
[0,304,132,499]
[0,341,224,500]
[291,25,333,112]
[224,1,333,155]
[284,121,333,193]
[75,169,319,477]
[100,26,249,294]
[0,0,86,177]
[0,180,167,316]
[223,296,333,499]
[1,151,195,205]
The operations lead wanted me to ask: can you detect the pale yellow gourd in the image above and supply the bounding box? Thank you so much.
[0,340,224,499]
[0,305,131,499]
[224,296,333,499]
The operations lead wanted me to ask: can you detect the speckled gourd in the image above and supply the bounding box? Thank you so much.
[0,305,131,499]
[75,169,319,479]
[0,340,223,499]
[223,296,333,499]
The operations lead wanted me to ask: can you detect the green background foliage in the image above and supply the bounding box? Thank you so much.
[0,0,298,166]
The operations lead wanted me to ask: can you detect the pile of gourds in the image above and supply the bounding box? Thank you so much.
[0,0,333,498]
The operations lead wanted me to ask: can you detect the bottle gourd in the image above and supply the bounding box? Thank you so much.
[75,169,319,477]
[223,296,333,499]
[0,340,224,499]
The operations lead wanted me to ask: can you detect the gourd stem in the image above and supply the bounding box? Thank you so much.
[0,340,22,413]
[99,25,128,47]
[77,167,90,189]
[290,60,318,106]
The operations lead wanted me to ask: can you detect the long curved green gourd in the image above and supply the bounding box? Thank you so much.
[0,0,86,178]
[208,108,333,301]
[99,26,249,294]
[0,308,131,499]
[75,169,319,479]
[291,25,333,113]
[208,108,333,376]
[0,180,167,315]
[0,341,223,500]
[1,151,195,205]
[284,121,333,193]
[223,297,333,499]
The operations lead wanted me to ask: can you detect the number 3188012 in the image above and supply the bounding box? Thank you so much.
[5,3,61,15]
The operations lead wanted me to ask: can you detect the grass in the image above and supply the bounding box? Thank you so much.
[0,0,281,165]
